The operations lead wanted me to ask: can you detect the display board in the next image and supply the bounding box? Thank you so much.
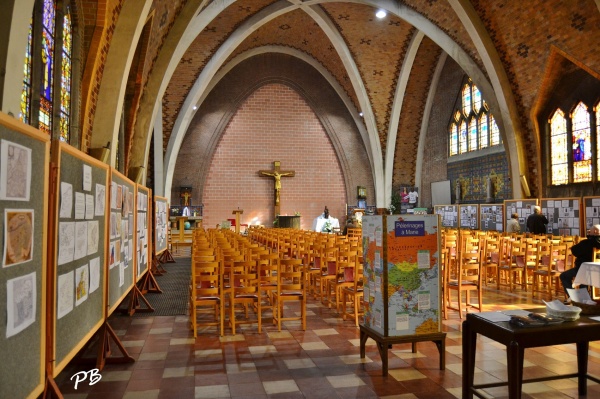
[107,170,135,315]
[362,215,441,336]
[583,196,600,232]
[154,195,168,256]
[479,204,504,232]
[541,197,581,236]
[504,199,538,234]
[434,205,458,228]
[0,113,49,399]
[50,141,109,376]
[137,186,152,281]
[459,204,479,230]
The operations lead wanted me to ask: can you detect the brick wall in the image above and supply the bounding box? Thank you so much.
[201,83,347,230]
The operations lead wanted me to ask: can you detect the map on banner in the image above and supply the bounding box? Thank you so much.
[363,215,441,337]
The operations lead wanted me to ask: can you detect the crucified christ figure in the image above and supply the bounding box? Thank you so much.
[260,170,294,205]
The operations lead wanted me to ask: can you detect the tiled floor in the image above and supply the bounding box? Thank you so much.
[55,256,600,399]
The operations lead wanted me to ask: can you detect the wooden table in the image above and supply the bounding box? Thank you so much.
[462,311,600,399]
[359,325,446,376]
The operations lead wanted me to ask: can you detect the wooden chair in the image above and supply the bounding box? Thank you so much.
[481,237,500,286]
[273,258,306,331]
[532,241,556,299]
[498,239,526,292]
[445,237,482,319]
[325,250,358,311]
[190,260,224,337]
[341,257,364,326]
[258,253,279,321]
[228,260,261,334]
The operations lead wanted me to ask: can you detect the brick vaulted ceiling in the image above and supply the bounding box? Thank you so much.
[154,1,476,200]
[114,0,600,205]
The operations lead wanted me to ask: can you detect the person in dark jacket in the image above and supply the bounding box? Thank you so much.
[526,206,548,234]
[560,225,600,300]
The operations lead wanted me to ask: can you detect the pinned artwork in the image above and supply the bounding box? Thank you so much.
[6,271,36,338]
[0,139,32,201]
[75,264,89,306]
[3,209,34,267]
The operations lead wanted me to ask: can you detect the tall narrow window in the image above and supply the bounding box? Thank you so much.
[550,109,568,185]
[20,21,33,124]
[468,118,477,151]
[479,114,489,149]
[459,120,467,154]
[59,9,72,142]
[571,102,592,183]
[449,123,458,156]
[462,84,471,116]
[448,78,502,156]
[596,102,600,180]
[39,0,56,135]
[490,115,500,146]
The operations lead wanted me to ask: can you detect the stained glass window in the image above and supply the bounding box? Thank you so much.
[571,102,591,182]
[459,120,467,154]
[490,115,500,146]
[60,9,72,142]
[468,118,477,151]
[448,79,502,157]
[550,109,568,185]
[479,114,488,149]
[462,84,471,116]
[39,0,56,135]
[473,86,482,113]
[597,103,600,180]
[449,123,458,156]
[20,21,33,124]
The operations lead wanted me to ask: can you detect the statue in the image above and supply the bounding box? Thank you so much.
[260,170,294,204]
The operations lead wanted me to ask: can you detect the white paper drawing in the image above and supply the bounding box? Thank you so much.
[59,182,73,218]
[89,257,100,293]
[75,264,89,306]
[85,194,94,220]
[57,271,74,319]
[3,209,34,268]
[119,262,124,287]
[6,271,36,338]
[57,222,75,265]
[111,181,117,209]
[87,220,99,255]
[95,183,106,216]
[74,192,85,219]
[73,221,88,260]
[0,139,31,201]
[82,164,92,191]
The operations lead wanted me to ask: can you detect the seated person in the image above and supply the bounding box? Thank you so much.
[343,217,357,235]
[560,224,600,302]
[312,206,340,233]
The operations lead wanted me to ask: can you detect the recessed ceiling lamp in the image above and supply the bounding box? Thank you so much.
[376,9,387,19]
[192,105,198,110]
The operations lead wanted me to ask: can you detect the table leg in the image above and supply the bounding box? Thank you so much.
[359,330,367,358]
[375,341,389,376]
[435,338,445,370]
[576,341,589,395]
[462,320,476,399]
[506,340,524,399]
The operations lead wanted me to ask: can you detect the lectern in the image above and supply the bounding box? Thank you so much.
[232,209,243,234]
[176,216,188,242]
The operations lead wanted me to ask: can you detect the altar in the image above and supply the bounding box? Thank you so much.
[277,215,301,229]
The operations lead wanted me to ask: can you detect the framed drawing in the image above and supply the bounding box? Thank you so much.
[357,186,367,199]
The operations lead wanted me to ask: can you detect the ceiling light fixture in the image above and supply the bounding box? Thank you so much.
[192,105,198,110]
[376,10,387,19]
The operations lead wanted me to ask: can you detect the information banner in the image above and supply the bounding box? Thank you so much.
[362,215,441,337]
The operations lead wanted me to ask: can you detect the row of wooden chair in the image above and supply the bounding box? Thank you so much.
[189,226,364,336]
[442,228,582,319]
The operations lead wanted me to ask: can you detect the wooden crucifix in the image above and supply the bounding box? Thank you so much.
[259,161,295,215]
